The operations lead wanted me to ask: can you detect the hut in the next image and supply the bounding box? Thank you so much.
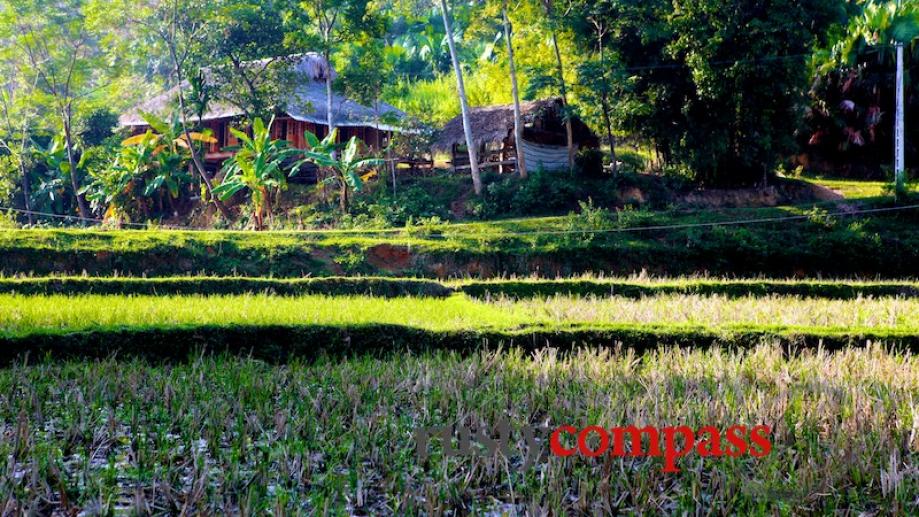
[119,54,406,175]
[433,98,599,173]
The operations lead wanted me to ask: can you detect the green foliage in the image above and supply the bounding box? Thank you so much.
[562,199,614,246]
[296,129,383,213]
[215,116,298,229]
[575,148,604,178]
[200,1,297,119]
[0,155,16,203]
[803,0,919,180]
[383,61,516,125]
[616,149,648,174]
[2,202,919,278]
[79,109,119,147]
[595,0,845,185]
[82,111,208,221]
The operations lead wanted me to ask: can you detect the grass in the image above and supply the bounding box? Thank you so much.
[0,344,915,514]
[4,293,919,337]
[804,176,902,199]
[3,197,919,278]
[803,175,919,202]
[2,275,919,299]
[2,293,919,364]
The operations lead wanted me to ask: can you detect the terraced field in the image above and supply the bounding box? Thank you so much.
[1,227,918,514]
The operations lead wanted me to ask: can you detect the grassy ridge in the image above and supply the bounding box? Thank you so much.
[0,276,451,298]
[3,323,917,364]
[1,345,915,513]
[2,275,919,299]
[2,201,919,278]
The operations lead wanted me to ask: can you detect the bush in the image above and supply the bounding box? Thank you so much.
[349,184,453,227]
[616,149,648,173]
[473,171,582,219]
[575,148,605,178]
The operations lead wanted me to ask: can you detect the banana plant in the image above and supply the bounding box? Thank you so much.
[32,133,80,216]
[295,129,383,213]
[213,116,300,230]
[83,131,157,221]
[121,111,214,204]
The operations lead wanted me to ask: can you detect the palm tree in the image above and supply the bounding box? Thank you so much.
[439,0,483,195]
[502,0,527,179]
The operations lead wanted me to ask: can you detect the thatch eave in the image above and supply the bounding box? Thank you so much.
[432,98,595,152]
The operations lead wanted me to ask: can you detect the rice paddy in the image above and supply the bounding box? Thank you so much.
[0,344,915,514]
[3,292,919,339]
[2,242,918,512]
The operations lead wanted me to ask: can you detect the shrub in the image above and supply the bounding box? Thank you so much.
[575,148,605,178]
[616,149,648,173]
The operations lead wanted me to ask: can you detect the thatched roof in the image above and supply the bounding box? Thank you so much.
[433,98,598,151]
[119,54,406,131]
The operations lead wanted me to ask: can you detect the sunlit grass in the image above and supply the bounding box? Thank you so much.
[805,176,914,199]
[3,293,919,338]
[502,293,919,329]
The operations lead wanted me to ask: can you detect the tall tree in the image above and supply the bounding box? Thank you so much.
[295,0,381,140]
[604,0,844,185]
[0,57,39,223]
[439,0,483,195]
[502,0,527,179]
[541,0,575,173]
[204,0,295,121]
[114,0,232,219]
[568,0,618,173]
[0,0,108,218]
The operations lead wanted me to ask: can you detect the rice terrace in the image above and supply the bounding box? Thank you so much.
[1,0,919,515]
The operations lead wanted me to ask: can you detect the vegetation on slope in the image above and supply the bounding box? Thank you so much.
[1,275,919,300]
[2,199,919,278]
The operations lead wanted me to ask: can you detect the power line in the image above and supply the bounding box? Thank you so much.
[0,207,196,230]
[3,203,918,238]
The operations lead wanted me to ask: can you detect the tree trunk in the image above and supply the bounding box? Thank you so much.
[503,4,527,180]
[439,0,482,195]
[62,107,89,219]
[339,177,349,213]
[388,146,397,196]
[596,31,616,175]
[19,161,32,224]
[324,45,336,158]
[167,39,232,221]
[549,33,575,173]
[542,0,574,173]
[601,94,617,175]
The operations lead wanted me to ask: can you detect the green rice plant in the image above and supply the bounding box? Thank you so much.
[2,293,919,363]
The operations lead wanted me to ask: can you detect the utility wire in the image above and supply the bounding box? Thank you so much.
[3,203,918,238]
[0,207,195,230]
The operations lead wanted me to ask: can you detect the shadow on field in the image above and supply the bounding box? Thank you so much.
[3,324,916,364]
